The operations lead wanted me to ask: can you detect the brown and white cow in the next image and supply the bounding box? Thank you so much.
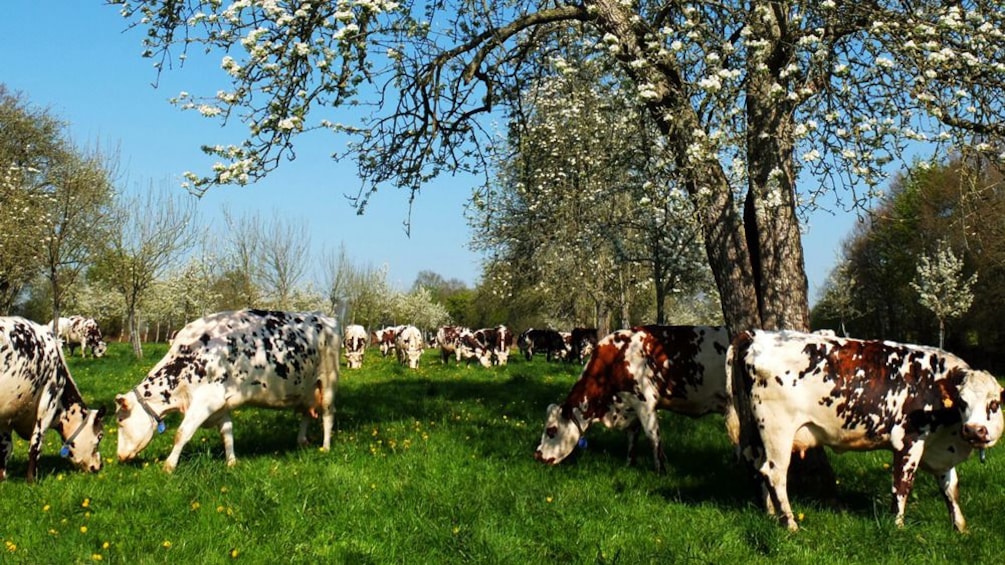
[50,316,107,358]
[373,326,401,357]
[115,309,340,472]
[517,328,566,362]
[474,325,514,366]
[0,317,105,482]
[535,325,732,472]
[435,326,490,367]
[729,329,1005,532]
[395,325,425,369]
[343,324,369,369]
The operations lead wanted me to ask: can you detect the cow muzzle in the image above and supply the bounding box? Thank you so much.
[962,423,991,447]
[533,450,555,465]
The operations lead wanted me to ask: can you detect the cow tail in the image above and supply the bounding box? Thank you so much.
[725,331,756,454]
[317,321,340,413]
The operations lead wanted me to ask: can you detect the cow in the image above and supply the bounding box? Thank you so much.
[728,329,1005,532]
[517,328,566,362]
[569,327,599,363]
[373,326,401,357]
[114,309,340,472]
[50,316,107,358]
[0,317,105,482]
[343,324,369,369]
[535,325,732,472]
[473,325,514,366]
[435,326,487,367]
[395,325,425,369]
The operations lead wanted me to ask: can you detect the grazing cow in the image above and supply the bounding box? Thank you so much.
[474,326,514,366]
[0,317,105,482]
[535,325,732,472]
[115,309,340,472]
[50,316,107,358]
[435,326,488,367]
[395,325,425,369]
[569,327,599,363]
[517,328,566,362]
[729,329,1005,532]
[373,326,401,357]
[343,324,369,369]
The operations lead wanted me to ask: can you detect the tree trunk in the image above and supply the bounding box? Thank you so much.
[128,308,143,359]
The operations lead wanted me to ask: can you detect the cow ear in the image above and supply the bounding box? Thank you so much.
[114,394,130,413]
[96,405,107,420]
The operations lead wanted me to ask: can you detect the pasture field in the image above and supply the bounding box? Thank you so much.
[1,342,1004,563]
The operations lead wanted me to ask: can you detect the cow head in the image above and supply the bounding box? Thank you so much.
[115,390,162,462]
[59,405,105,473]
[91,340,108,358]
[949,369,1005,450]
[534,404,587,465]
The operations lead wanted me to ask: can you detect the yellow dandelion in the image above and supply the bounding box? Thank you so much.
[42,504,50,512]
[798,512,805,521]
[102,542,110,549]
[546,496,553,503]
[5,541,16,552]
[230,548,239,558]
[162,540,172,549]
[82,498,90,508]
[190,501,201,511]
[48,529,58,536]
[80,526,88,534]
[92,553,103,561]
[452,527,460,535]
[216,506,225,513]
[220,486,229,493]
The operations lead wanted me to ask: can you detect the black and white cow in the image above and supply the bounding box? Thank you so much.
[517,328,566,362]
[50,316,107,358]
[115,309,340,472]
[0,317,105,482]
[535,325,733,472]
[569,327,599,363]
[729,329,1005,531]
[343,324,369,369]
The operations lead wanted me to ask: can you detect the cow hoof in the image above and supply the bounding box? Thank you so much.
[163,462,176,474]
[226,459,238,468]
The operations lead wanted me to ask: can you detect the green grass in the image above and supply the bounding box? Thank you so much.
[1,342,1004,563]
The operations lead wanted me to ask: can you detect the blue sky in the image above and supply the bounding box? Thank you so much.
[1,2,853,304]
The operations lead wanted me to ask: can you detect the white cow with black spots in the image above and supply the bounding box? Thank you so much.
[50,316,107,358]
[0,317,105,482]
[115,309,340,472]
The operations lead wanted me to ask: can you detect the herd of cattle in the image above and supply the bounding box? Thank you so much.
[1,309,1002,533]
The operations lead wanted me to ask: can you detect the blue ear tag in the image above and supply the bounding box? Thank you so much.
[577,437,588,449]
[157,421,166,434]
[60,445,70,458]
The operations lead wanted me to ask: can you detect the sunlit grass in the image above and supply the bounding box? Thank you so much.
[0,342,1001,563]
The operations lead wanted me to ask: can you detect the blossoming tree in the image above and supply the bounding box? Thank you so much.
[114,0,1005,333]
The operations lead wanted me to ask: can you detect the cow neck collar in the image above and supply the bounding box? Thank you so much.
[132,388,165,431]
[59,413,89,458]
[568,408,587,436]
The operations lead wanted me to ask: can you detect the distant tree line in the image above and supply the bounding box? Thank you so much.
[812,156,1004,371]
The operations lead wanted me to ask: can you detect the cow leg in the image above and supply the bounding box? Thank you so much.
[889,442,925,528]
[216,414,237,467]
[936,467,966,532]
[164,399,225,473]
[0,432,11,482]
[758,435,798,531]
[636,406,667,474]
[625,422,641,467]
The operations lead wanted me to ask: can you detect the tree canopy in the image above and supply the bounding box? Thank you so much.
[115,1,1005,332]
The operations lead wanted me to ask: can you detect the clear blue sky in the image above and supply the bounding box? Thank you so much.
[1,1,854,304]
